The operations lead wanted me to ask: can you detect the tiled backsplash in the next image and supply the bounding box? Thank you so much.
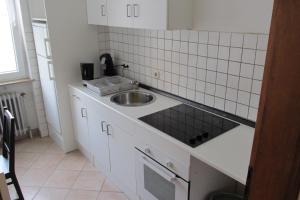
[98,26,268,122]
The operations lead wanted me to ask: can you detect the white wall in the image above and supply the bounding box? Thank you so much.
[193,0,274,33]
[44,0,99,151]
[27,0,46,19]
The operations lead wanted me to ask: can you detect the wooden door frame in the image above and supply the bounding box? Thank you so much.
[246,0,300,199]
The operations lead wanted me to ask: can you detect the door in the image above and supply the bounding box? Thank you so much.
[107,123,136,195]
[70,92,89,152]
[86,99,110,174]
[108,0,133,28]
[87,0,108,25]
[246,0,300,199]
[32,23,51,59]
[37,55,61,134]
[132,0,167,30]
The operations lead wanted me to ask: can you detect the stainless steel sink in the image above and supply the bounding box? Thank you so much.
[110,91,156,107]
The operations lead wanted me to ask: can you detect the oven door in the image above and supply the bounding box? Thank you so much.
[135,149,189,200]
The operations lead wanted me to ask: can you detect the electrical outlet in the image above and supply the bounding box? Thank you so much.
[153,70,160,79]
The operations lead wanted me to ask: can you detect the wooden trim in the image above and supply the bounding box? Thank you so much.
[247,0,300,199]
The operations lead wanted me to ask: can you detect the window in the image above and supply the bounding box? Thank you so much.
[0,0,27,82]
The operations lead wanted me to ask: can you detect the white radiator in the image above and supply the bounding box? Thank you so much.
[0,92,31,137]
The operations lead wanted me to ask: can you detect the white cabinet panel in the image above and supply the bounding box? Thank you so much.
[37,55,61,135]
[107,124,136,195]
[86,99,110,174]
[108,0,133,28]
[70,91,90,154]
[32,23,51,58]
[132,0,167,30]
[87,0,108,25]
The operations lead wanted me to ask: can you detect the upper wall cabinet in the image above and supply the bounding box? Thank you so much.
[87,0,108,25]
[87,0,193,30]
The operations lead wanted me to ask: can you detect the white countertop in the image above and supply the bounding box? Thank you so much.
[71,84,254,185]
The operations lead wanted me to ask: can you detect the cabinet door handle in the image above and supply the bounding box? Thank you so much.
[81,108,87,118]
[44,38,52,59]
[101,121,107,132]
[101,5,105,16]
[133,4,139,18]
[47,61,55,80]
[106,124,112,136]
[126,4,132,17]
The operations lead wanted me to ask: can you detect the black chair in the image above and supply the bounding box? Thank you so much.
[0,108,24,200]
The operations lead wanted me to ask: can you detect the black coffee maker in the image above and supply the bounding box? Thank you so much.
[100,53,117,76]
[80,63,94,80]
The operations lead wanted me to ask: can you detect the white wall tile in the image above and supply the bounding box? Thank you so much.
[240,63,254,78]
[243,34,258,49]
[226,88,238,101]
[198,31,209,44]
[217,60,229,73]
[231,33,244,47]
[242,49,256,64]
[198,44,208,57]
[215,97,225,110]
[189,31,199,43]
[215,85,226,98]
[228,61,241,76]
[216,73,227,86]
[208,45,218,58]
[208,32,219,45]
[239,77,252,92]
[180,42,189,53]
[236,104,249,118]
[196,80,206,92]
[218,46,230,60]
[255,50,267,65]
[248,107,258,121]
[173,30,180,40]
[250,94,260,108]
[225,100,237,114]
[189,43,198,55]
[207,58,218,71]
[253,65,264,80]
[227,75,239,89]
[257,35,269,50]
[237,90,250,105]
[230,48,243,62]
[197,68,206,81]
[165,40,172,51]
[197,56,207,69]
[219,32,231,47]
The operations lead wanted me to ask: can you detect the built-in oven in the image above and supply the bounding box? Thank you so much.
[135,148,190,200]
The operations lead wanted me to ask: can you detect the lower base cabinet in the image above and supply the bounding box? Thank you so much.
[84,95,137,199]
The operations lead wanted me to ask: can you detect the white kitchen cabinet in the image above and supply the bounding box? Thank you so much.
[106,122,136,197]
[87,0,108,25]
[86,98,110,174]
[89,0,192,30]
[70,90,90,157]
[107,0,133,28]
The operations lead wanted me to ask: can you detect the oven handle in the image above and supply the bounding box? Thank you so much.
[141,155,177,182]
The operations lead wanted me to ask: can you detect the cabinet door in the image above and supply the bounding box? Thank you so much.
[32,24,51,58]
[87,0,108,25]
[86,99,110,173]
[70,92,89,153]
[132,0,167,30]
[108,0,133,28]
[37,55,61,134]
[107,124,136,195]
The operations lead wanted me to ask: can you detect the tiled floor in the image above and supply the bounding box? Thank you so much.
[9,137,128,200]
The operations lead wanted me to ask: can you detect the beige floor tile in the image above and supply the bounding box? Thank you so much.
[45,143,65,155]
[21,186,40,200]
[82,162,100,172]
[45,170,80,188]
[16,167,29,178]
[15,152,40,168]
[56,151,87,171]
[98,192,128,200]
[19,167,56,187]
[72,171,105,191]
[16,138,53,153]
[101,179,121,193]
[31,154,65,169]
[66,189,99,200]
[33,188,69,200]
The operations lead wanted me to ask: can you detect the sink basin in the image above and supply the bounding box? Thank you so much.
[110,91,155,107]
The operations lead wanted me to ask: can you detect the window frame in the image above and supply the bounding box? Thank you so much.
[0,0,28,82]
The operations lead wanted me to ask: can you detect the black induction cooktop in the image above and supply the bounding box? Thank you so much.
[139,104,240,148]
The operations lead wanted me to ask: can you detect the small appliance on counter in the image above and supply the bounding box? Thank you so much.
[100,53,117,76]
[83,76,139,96]
[80,63,94,80]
